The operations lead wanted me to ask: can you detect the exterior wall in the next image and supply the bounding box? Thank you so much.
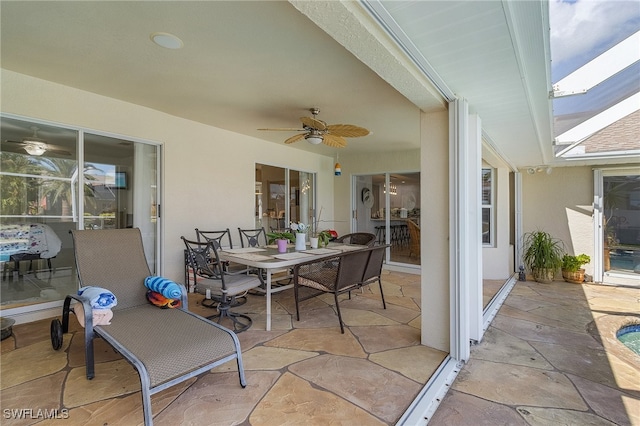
[421,109,450,351]
[1,70,335,283]
[522,166,594,276]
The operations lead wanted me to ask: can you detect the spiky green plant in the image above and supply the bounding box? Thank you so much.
[522,230,565,279]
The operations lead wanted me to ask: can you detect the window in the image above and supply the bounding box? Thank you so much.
[255,164,315,232]
[0,115,160,314]
[482,168,494,246]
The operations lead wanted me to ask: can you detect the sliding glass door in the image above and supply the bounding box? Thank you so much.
[354,172,421,266]
[599,170,640,283]
[255,164,315,233]
[0,115,160,314]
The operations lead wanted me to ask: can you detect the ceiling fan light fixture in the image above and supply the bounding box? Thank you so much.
[305,134,323,145]
[24,142,46,156]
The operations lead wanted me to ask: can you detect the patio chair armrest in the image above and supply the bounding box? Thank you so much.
[65,294,95,330]
[177,283,189,310]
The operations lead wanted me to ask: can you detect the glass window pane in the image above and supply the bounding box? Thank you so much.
[603,174,640,274]
[1,116,78,311]
[255,164,315,233]
[482,169,492,205]
[482,207,491,244]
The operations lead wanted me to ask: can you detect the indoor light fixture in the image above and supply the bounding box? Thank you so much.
[150,32,184,49]
[24,142,46,156]
[305,134,323,145]
[383,183,397,195]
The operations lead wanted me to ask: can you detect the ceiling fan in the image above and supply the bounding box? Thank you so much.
[3,126,71,156]
[259,107,370,148]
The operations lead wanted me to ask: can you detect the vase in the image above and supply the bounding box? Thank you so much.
[295,233,306,250]
[310,237,319,249]
[276,239,288,253]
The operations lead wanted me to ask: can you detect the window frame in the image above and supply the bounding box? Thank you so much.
[482,167,494,247]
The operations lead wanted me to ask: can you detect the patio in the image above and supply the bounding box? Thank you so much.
[1,272,638,425]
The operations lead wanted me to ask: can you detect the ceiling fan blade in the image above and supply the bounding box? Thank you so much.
[322,134,347,148]
[47,148,72,156]
[300,116,327,131]
[327,124,370,138]
[284,134,305,144]
[2,140,72,156]
[258,127,305,131]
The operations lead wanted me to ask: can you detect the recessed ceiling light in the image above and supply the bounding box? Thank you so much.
[150,32,183,49]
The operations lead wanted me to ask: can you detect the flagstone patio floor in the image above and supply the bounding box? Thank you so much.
[1,272,638,425]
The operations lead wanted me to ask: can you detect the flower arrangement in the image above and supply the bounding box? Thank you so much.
[290,222,309,234]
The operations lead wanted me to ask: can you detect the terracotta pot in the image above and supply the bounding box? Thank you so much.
[562,268,585,284]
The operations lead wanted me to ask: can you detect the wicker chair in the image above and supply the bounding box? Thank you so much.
[334,232,377,247]
[407,220,421,258]
[50,228,247,426]
[293,245,388,333]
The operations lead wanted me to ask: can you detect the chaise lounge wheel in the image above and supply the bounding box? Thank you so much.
[50,319,63,350]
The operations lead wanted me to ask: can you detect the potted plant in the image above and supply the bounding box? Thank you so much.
[522,230,565,283]
[266,231,294,244]
[267,230,294,253]
[562,253,590,284]
[315,230,332,247]
[309,206,331,248]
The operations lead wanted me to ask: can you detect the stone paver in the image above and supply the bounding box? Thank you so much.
[250,372,385,425]
[3,275,637,425]
[453,358,587,410]
[430,389,528,425]
[438,280,640,426]
[289,354,421,423]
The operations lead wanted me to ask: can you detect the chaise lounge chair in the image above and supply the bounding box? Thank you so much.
[50,228,247,426]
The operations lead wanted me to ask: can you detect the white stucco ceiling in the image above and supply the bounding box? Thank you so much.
[1,1,555,167]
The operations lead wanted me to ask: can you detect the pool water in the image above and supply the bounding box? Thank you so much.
[617,324,640,356]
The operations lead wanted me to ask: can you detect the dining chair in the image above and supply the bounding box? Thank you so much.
[182,236,263,333]
[406,220,420,258]
[334,232,377,247]
[195,228,233,250]
[293,245,388,333]
[238,227,268,248]
[195,228,247,275]
[239,226,292,287]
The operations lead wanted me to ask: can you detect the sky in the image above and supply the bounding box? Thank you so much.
[549,0,640,81]
[549,0,640,132]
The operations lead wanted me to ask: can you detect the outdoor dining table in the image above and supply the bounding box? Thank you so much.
[218,242,365,331]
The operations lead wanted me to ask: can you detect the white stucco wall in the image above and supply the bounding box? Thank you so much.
[1,70,335,282]
[522,166,595,276]
[420,109,450,351]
